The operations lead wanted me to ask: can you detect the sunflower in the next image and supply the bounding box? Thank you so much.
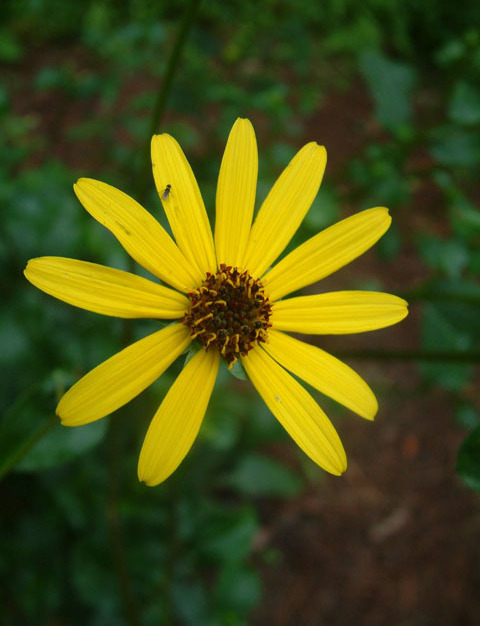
[24,118,408,486]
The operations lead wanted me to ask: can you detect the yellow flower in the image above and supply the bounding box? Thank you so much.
[24,118,408,486]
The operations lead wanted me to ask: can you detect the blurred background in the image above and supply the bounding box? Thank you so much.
[1,1,480,624]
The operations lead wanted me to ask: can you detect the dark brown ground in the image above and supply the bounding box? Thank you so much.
[9,50,480,626]
[253,368,480,626]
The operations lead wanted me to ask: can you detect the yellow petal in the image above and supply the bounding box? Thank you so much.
[74,178,198,292]
[57,324,191,426]
[263,330,377,420]
[263,207,392,301]
[215,118,258,268]
[272,291,408,334]
[243,142,327,278]
[242,346,346,476]
[151,134,216,278]
[138,348,219,486]
[24,257,189,319]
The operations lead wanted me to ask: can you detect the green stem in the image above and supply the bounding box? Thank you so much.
[135,0,204,205]
[399,287,480,305]
[0,414,58,482]
[337,349,480,362]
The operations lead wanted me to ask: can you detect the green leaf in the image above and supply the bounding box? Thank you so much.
[358,51,416,130]
[171,579,209,626]
[420,277,480,302]
[35,66,67,91]
[441,183,480,239]
[453,204,480,234]
[430,127,480,168]
[229,359,248,381]
[417,235,469,278]
[420,303,475,391]
[456,425,480,492]
[199,401,242,453]
[448,81,480,126]
[455,404,480,429]
[183,340,203,366]
[303,186,339,233]
[377,223,402,260]
[198,507,258,564]
[17,418,108,472]
[72,535,121,621]
[227,453,302,498]
[0,29,23,62]
[215,564,262,615]
[435,39,466,65]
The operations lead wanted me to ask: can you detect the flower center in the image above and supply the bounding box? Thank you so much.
[182,264,272,368]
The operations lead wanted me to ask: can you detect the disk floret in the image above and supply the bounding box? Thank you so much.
[182,264,272,368]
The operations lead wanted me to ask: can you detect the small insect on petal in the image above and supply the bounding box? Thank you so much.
[162,184,171,200]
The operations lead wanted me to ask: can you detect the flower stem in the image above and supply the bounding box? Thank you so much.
[337,349,480,362]
[399,287,480,305]
[0,414,57,482]
[135,0,204,205]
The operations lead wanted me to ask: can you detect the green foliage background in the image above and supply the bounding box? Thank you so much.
[1,1,479,624]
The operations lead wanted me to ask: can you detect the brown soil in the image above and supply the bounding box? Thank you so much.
[253,371,480,626]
